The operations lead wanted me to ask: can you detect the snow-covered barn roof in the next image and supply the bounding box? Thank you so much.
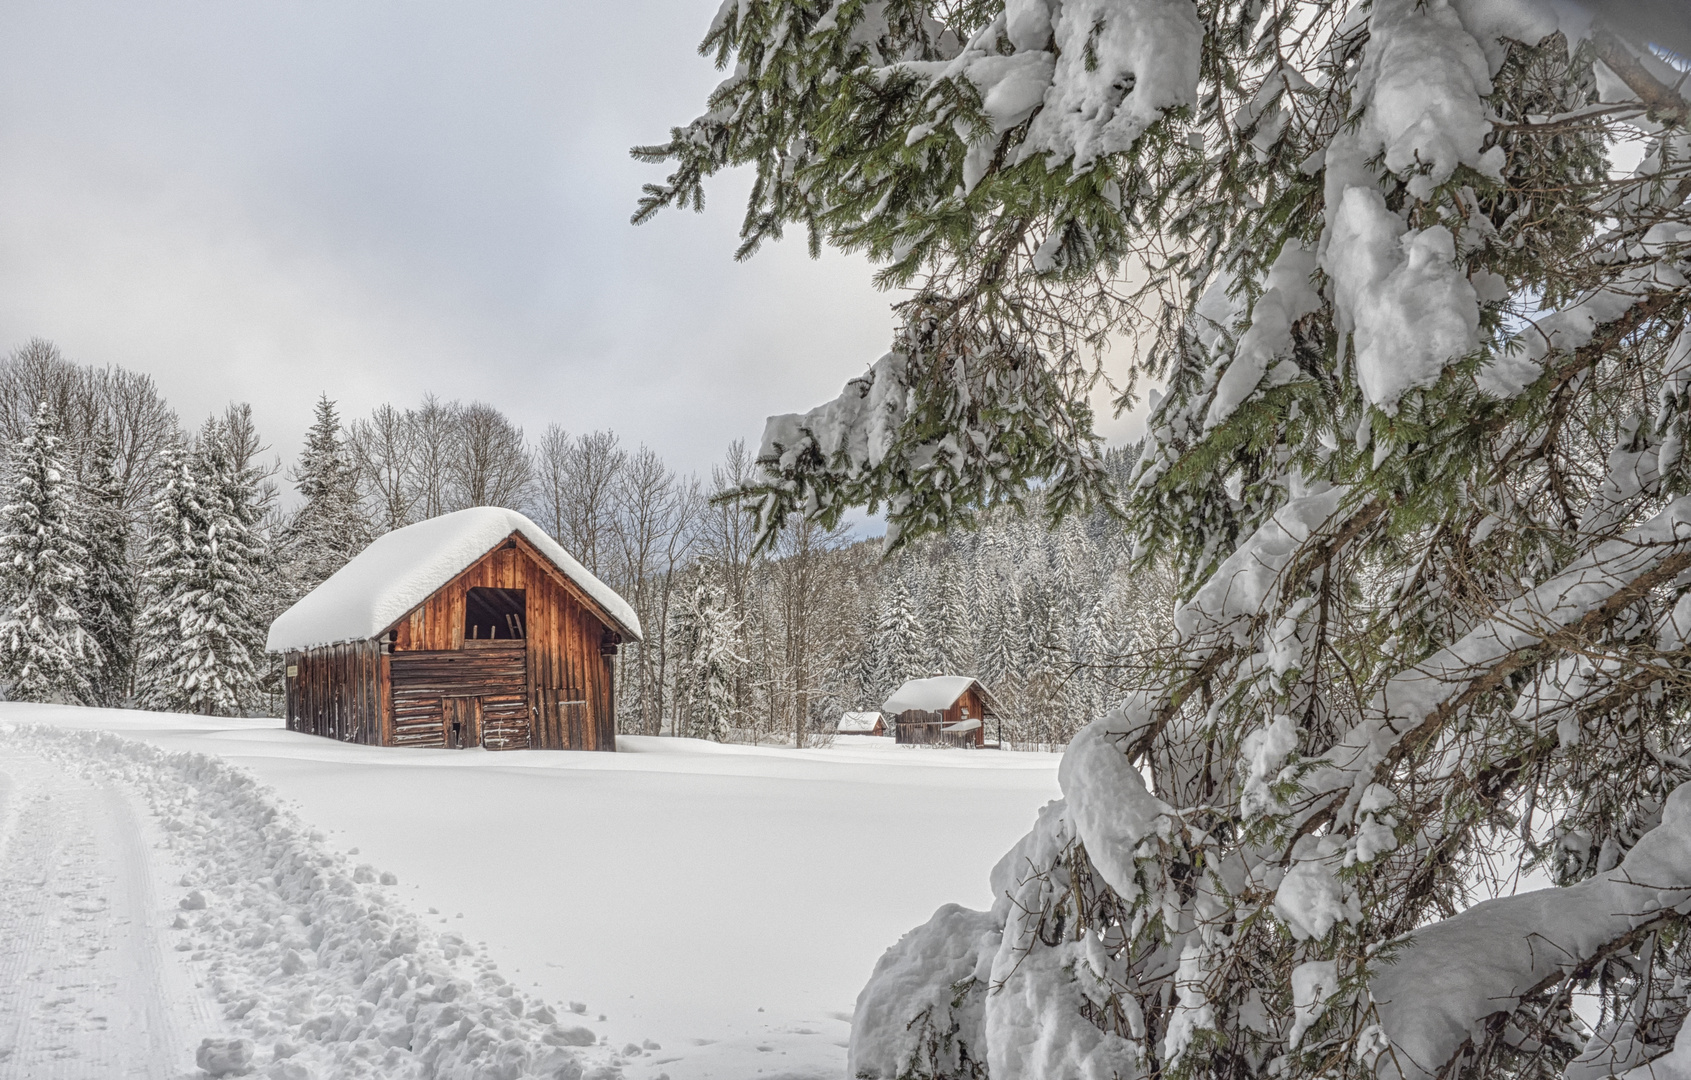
[266,507,642,653]
[837,711,883,733]
[881,676,991,715]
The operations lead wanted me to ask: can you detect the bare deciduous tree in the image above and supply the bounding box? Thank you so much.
[347,403,419,532]
[611,446,700,736]
[450,401,531,511]
[0,338,180,517]
[766,515,856,748]
[408,395,458,521]
[533,428,625,579]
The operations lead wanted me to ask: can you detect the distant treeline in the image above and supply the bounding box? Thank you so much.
[0,338,1168,745]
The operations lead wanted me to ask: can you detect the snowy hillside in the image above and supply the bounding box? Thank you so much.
[0,705,1060,1080]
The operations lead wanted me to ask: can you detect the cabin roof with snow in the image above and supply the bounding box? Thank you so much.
[266,507,642,654]
[837,711,884,733]
[881,676,994,716]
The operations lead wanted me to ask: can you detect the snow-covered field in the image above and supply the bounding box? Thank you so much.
[0,704,1060,1079]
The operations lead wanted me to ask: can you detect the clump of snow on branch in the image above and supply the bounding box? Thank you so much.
[913,0,1203,182]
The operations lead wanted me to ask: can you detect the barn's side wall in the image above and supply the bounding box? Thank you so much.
[284,641,384,745]
[387,536,619,751]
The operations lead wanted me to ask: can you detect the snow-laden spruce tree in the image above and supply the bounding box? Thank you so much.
[283,395,370,597]
[78,425,137,705]
[670,568,746,741]
[975,532,1027,693]
[640,2,1691,1078]
[137,417,270,715]
[930,566,976,675]
[0,401,97,702]
[873,564,930,696]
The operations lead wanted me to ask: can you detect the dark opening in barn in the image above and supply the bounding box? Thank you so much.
[465,587,526,640]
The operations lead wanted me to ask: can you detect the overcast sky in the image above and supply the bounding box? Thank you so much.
[0,0,1145,507]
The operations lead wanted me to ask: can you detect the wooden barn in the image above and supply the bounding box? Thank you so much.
[836,711,886,737]
[882,677,997,749]
[266,507,642,752]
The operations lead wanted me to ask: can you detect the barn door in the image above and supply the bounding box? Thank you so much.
[539,687,588,748]
[444,696,482,749]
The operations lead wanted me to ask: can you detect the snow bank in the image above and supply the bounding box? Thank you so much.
[883,675,982,714]
[11,723,625,1080]
[266,507,641,652]
[851,795,1149,1080]
[847,903,997,1080]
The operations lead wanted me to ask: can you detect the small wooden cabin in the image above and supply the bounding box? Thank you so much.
[882,677,996,749]
[837,711,886,737]
[266,507,643,752]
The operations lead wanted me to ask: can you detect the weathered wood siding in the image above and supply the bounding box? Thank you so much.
[284,641,383,745]
[960,686,987,748]
[388,640,529,749]
[386,535,619,751]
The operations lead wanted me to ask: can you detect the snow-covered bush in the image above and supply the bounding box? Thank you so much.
[641,1,1691,1077]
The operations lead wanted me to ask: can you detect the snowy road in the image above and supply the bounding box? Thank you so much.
[0,746,218,1079]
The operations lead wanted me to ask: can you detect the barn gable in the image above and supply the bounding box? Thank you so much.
[266,506,640,654]
[881,676,984,715]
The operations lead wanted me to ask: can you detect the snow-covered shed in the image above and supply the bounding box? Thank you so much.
[267,507,642,752]
[881,677,996,749]
[836,711,885,736]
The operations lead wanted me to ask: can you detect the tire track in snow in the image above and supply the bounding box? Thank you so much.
[0,747,220,1078]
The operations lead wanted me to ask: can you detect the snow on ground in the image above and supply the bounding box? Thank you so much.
[0,741,221,1078]
[0,706,1062,1079]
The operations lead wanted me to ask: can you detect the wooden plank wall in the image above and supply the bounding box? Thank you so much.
[284,642,383,745]
[389,642,529,749]
[961,687,987,748]
[386,535,620,751]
